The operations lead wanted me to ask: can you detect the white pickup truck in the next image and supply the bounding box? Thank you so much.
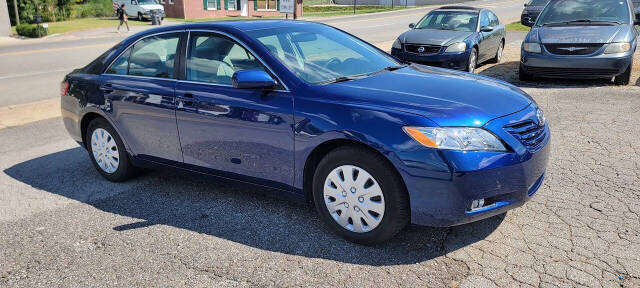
[118,0,165,21]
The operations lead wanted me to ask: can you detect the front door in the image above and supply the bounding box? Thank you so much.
[175,31,294,189]
[101,32,184,163]
[478,10,494,61]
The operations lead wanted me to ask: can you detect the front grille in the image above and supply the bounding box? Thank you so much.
[544,43,603,55]
[525,67,619,78]
[504,120,547,152]
[405,44,442,54]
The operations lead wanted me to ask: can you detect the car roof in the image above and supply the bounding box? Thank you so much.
[436,6,481,12]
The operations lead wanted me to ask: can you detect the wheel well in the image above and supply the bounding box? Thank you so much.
[302,139,408,205]
[80,112,104,148]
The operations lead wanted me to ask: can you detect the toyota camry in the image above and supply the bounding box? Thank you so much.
[62,21,550,244]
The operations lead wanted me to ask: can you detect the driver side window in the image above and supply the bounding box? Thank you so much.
[186,32,266,85]
[480,11,490,28]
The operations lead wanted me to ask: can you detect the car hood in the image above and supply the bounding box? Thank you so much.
[398,29,473,46]
[532,25,624,44]
[140,4,164,10]
[316,65,532,127]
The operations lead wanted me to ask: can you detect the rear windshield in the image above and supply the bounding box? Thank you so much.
[536,0,631,25]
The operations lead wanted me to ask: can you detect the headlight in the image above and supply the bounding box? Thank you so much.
[445,42,467,53]
[403,127,507,151]
[523,42,541,53]
[392,39,402,49]
[604,42,631,54]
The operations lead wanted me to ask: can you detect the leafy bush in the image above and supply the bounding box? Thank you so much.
[15,23,48,37]
[71,0,115,18]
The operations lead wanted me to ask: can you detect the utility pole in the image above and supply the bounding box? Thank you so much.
[12,0,19,25]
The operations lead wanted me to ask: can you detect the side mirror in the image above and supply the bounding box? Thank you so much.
[408,23,415,29]
[232,70,276,90]
[480,26,494,32]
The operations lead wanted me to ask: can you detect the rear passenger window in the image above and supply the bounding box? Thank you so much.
[106,47,131,75]
[129,33,180,78]
[105,33,180,78]
[186,32,266,85]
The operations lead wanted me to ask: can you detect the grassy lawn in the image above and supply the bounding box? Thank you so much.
[506,22,531,31]
[304,5,413,17]
[11,17,149,36]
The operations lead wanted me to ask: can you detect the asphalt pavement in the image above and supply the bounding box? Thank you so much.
[2,1,640,287]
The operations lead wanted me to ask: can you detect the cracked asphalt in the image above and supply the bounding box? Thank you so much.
[1,33,640,287]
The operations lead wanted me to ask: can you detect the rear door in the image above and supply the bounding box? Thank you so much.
[100,32,185,163]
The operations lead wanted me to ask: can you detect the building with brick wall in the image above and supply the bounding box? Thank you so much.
[160,0,302,19]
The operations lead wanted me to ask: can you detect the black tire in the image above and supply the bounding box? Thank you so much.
[467,48,478,73]
[137,12,144,21]
[312,145,410,245]
[490,40,504,63]
[519,64,533,81]
[86,118,137,182]
[613,63,631,85]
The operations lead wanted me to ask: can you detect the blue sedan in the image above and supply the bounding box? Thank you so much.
[62,20,549,244]
[391,6,506,73]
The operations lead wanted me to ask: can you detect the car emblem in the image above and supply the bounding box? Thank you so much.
[536,109,546,127]
[557,46,587,52]
[418,46,425,53]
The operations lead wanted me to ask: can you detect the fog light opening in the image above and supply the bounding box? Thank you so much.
[470,199,485,210]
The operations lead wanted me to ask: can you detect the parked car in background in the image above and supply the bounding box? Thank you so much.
[519,0,640,85]
[61,21,549,244]
[391,6,506,73]
[119,0,165,21]
[521,0,550,26]
[634,0,640,17]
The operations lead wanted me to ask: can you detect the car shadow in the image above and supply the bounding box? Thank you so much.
[478,61,640,88]
[4,147,504,266]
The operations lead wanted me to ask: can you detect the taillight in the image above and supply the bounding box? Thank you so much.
[61,80,70,96]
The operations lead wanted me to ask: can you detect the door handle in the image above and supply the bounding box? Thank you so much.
[180,92,196,106]
[99,84,114,93]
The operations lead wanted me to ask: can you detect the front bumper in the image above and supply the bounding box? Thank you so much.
[395,104,550,227]
[391,47,470,71]
[521,47,634,79]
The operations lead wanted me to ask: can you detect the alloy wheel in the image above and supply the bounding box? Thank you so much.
[323,165,385,233]
[468,50,477,73]
[91,128,120,174]
[497,43,503,62]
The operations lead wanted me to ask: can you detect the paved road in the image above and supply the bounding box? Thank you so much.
[0,0,524,107]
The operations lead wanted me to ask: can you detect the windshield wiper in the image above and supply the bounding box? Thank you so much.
[319,76,361,85]
[382,65,407,72]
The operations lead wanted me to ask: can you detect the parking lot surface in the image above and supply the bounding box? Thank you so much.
[1,30,640,287]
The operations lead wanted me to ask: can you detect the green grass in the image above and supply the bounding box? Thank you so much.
[11,17,148,36]
[304,5,412,17]
[506,22,531,31]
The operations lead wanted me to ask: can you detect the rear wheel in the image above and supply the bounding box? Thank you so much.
[312,146,410,245]
[467,48,478,73]
[519,64,533,81]
[613,63,631,85]
[86,118,137,182]
[491,40,504,63]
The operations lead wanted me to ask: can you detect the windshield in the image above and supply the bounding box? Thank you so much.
[527,0,549,6]
[536,0,630,25]
[248,25,401,84]
[414,11,478,32]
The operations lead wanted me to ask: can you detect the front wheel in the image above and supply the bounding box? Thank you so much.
[86,118,137,182]
[467,48,478,73]
[137,12,144,21]
[312,146,410,245]
[613,63,631,85]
